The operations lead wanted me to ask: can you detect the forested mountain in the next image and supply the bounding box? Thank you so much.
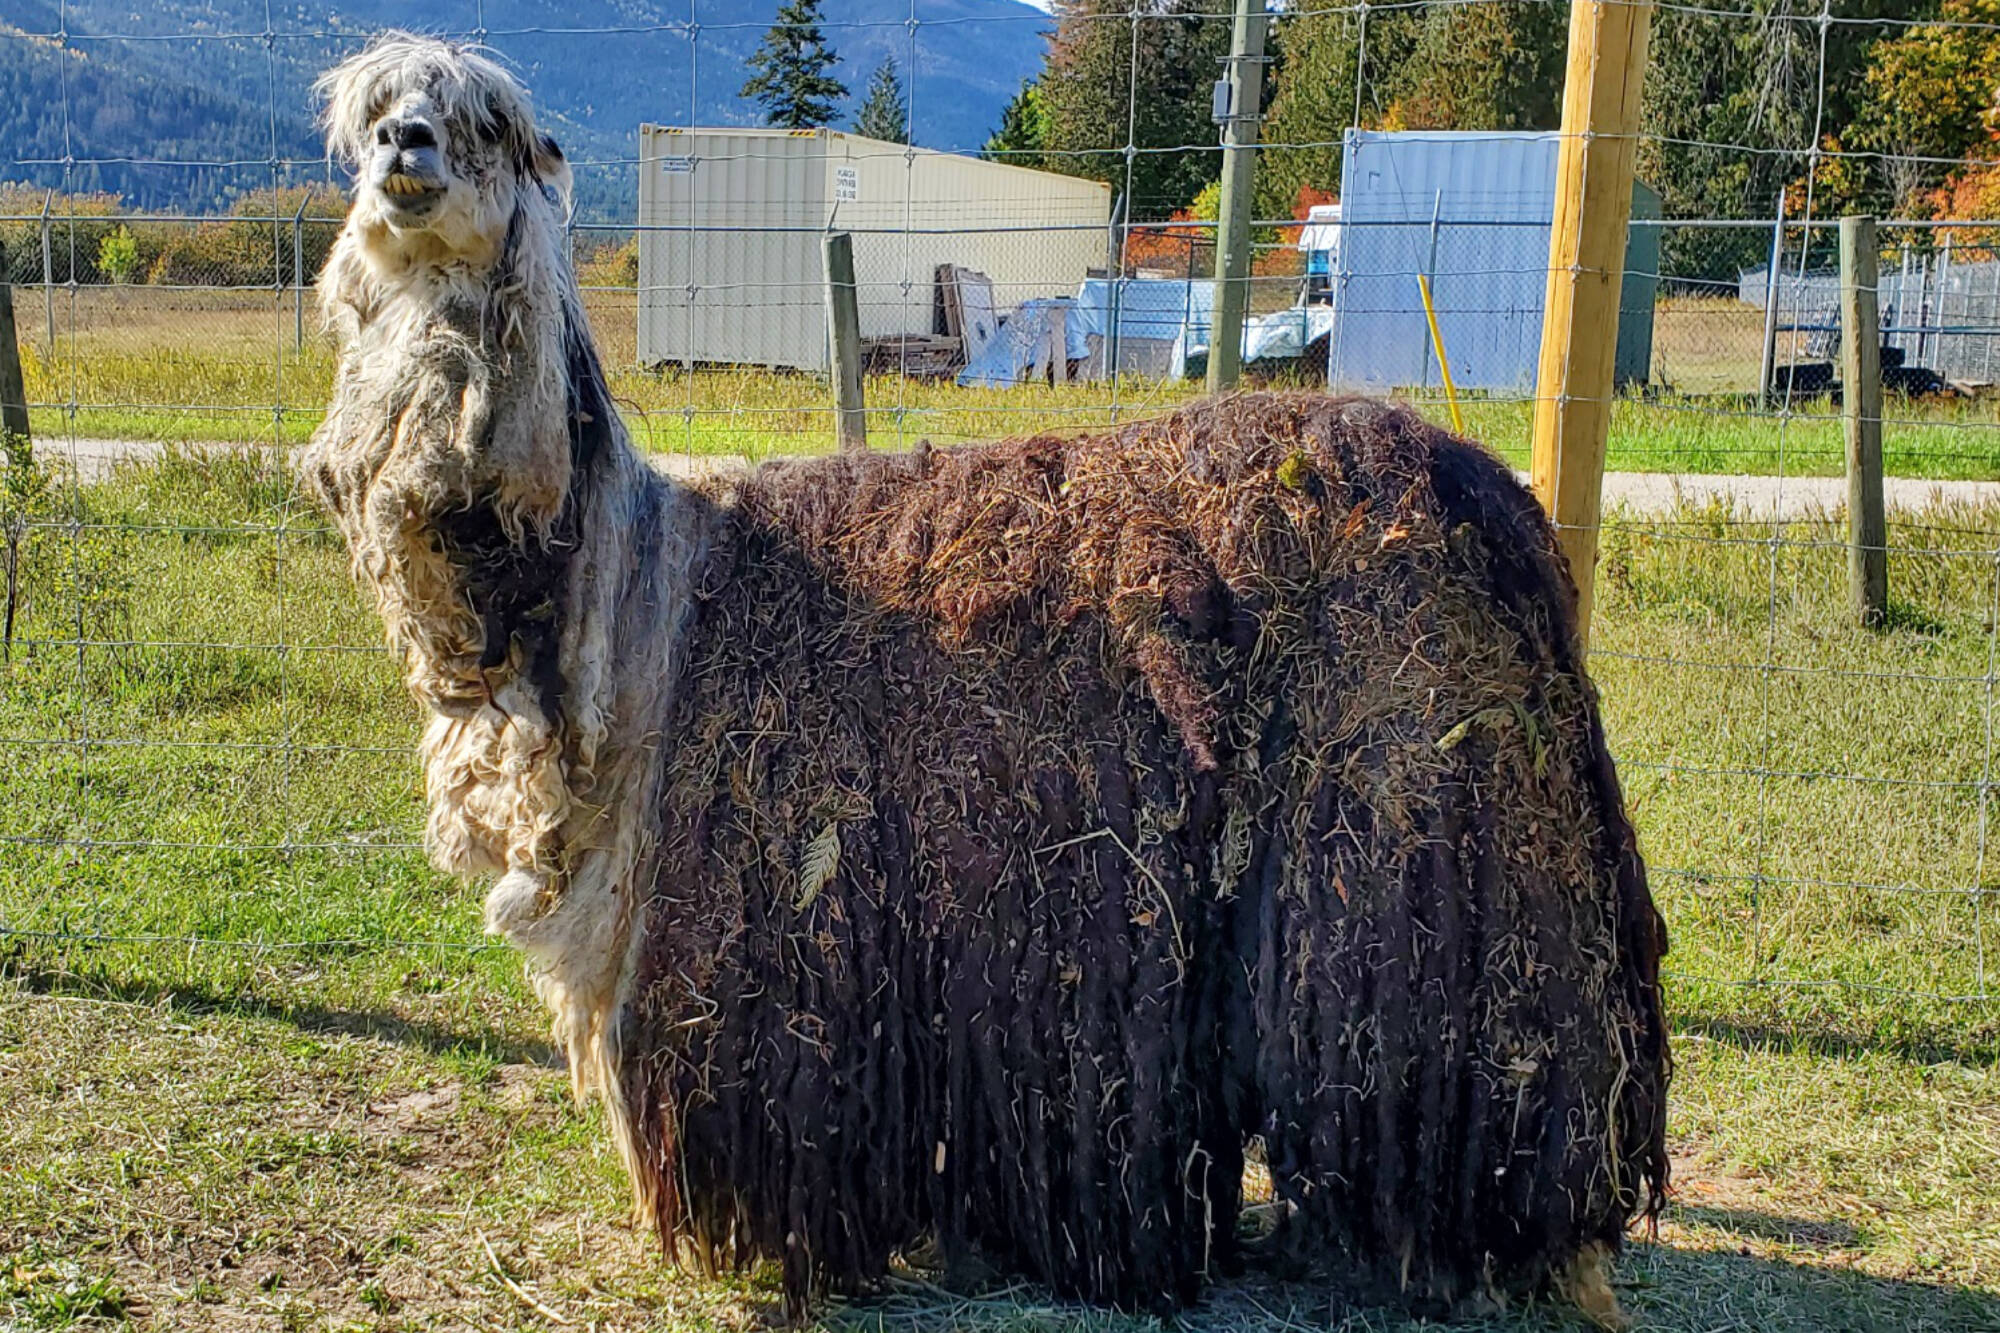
[0,0,1051,219]
[12,0,1995,287]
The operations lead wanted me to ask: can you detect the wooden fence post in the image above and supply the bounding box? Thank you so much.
[1840,215,1887,627]
[1530,0,1655,652]
[293,194,309,355]
[0,240,30,447]
[38,191,55,354]
[824,231,867,453]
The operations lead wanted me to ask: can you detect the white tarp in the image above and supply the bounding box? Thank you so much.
[959,278,1331,387]
[1233,305,1336,362]
[1070,278,1214,380]
[956,298,1092,388]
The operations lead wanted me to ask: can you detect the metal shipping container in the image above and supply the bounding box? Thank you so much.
[1328,130,1658,394]
[637,126,1113,372]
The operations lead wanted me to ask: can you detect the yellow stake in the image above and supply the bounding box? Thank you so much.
[1417,273,1465,436]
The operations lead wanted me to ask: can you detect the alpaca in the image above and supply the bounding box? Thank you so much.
[304,34,1670,1324]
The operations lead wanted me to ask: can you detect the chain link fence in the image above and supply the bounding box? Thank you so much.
[1744,233,2000,393]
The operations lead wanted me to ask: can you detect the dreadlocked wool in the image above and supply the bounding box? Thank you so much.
[628,397,1669,1319]
[304,34,1668,1329]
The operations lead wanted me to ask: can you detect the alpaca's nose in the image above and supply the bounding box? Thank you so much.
[375,115,439,153]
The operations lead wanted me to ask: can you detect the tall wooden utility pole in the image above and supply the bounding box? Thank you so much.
[1530,0,1655,649]
[1206,0,1269,394]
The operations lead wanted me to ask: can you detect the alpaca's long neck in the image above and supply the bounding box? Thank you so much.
[312,201,711,1145]
[467,300,708,1137]
[309,187,706,940]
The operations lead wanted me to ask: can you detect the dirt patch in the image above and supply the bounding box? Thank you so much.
[1665,1153,1867,1260]
[491,1061,554,1110]
[367,1082,462,1126]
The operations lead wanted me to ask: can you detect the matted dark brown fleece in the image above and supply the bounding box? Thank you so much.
[619,391,1669,1317]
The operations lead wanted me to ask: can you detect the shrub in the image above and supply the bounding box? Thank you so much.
[577,235,639,289]
[97,226,140,283]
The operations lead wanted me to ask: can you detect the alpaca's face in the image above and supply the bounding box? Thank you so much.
[317,34,569,266]
[361,89,455,226]
[309,33,589,557]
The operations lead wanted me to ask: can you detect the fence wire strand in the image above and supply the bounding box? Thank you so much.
[0,0,1997,1019]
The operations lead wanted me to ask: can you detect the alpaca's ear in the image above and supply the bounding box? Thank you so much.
[529,132,573,205]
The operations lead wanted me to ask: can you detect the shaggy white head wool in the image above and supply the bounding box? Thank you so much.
[303,32,707,1199]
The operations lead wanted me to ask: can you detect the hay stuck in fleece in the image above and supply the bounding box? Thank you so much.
[634,396,1670,1317]
[304,32,1668,1327]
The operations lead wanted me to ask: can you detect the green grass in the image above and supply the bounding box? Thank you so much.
[3,980,1996,1332]
[1456,394,2000,480]
[1590,496,2000,1048]
[14,286,2000,477]
[28,388,2000,483]
[2,449,1999,1329]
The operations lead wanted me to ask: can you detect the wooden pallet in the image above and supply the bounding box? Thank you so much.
[862,332,963,379]
[937,264,999,365]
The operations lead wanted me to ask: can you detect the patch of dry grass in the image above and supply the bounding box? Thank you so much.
[2,978,1996,1332]
[13,287,2000,478]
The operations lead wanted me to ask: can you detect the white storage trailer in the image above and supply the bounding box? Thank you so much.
[636,126,1113,372]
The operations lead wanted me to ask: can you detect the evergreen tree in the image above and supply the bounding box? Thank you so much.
[984,77,1049,168]
[1255,7,1362,222]
[1637,0,1890,280]
[1256,2,1566,221]
[1037,0,1230,217]
[853,57,910,143]
[741,0,848,129]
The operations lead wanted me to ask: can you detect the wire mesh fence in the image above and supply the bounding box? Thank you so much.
[2,0,2000,1045]
[1744,235,2000,392]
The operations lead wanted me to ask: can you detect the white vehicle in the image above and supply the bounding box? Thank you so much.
[1296,202,1341,305]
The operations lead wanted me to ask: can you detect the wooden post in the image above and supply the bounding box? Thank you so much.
[1205,0,1269,394]
[38,191,55,353]
[0,240,29,446]
[823,231,866,453]
[1530,0,1655,651]
[1840,215,1887,627]
[293,193,309,354]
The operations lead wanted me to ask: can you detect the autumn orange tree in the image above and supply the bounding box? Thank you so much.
[1933,162,2000,246]
[1846,0,2000,216]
